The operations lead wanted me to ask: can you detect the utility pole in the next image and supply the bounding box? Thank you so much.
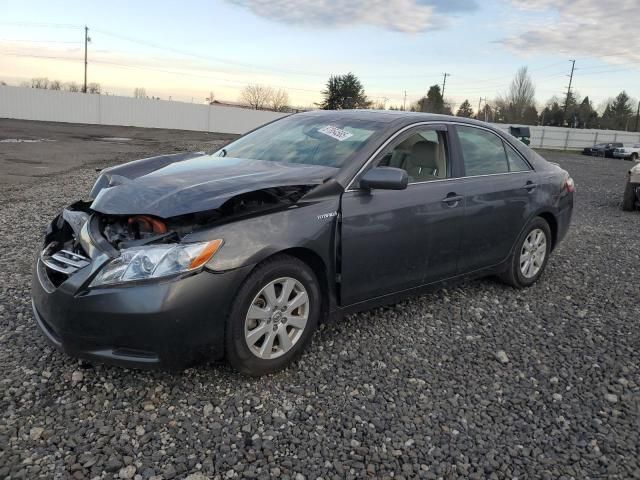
[83,26,89,93]
[477,97,488,121]
[563,59,575,119]
[403,90,407,111]
[441,72,450,98]
[635,100,640,132]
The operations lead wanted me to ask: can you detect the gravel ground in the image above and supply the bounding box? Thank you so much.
[1,135,639,479]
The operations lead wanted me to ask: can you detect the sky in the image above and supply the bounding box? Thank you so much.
[1,0,639,112]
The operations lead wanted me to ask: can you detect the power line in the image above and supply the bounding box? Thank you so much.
[0,21,81,29]
[0,38,81,44]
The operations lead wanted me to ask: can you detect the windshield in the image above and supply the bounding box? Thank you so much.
[214,114,384,168]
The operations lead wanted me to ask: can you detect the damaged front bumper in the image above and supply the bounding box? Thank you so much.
[31,207,251,369]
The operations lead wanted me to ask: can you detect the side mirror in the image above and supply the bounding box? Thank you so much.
[359,167,408,191]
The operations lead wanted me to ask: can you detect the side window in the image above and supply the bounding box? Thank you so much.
[457,126,509,176]
[504,142,531,172]
[378,128,449,182]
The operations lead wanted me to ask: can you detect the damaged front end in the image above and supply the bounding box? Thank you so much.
[98,185,312,250]
[39,185,315,289]
[39,201,94,288]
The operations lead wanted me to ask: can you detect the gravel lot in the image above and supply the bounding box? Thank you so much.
[1,121,639,479]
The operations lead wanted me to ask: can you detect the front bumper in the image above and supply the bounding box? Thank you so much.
[614,152,630,159]
[32,256,252,369]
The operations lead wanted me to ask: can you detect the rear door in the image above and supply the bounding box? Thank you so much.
[452,125,538,273]
[339,124,465,306]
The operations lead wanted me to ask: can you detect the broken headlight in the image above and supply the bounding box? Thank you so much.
[90,239,222,287]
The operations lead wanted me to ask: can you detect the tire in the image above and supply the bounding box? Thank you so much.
[499,217,552,288]
[630,153,639,162]
[622,181,638,211]
[225,254,321,376]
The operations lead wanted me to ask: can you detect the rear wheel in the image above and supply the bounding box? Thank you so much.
[622,181,638,211]
[225,255,320,376]
[499,217,552,288]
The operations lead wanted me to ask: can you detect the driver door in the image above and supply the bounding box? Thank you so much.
[339,124,465,306]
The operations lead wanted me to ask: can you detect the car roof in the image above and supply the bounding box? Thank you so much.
[298,109,492,128]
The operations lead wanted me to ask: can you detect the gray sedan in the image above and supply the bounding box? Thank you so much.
[32,111,574,375]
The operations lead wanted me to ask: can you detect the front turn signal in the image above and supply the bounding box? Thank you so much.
[189,239,224,269]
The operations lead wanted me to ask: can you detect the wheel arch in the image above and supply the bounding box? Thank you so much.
[242,247,333,323]
[537,211,558,251]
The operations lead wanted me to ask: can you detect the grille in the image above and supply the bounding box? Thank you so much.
[40,244,90,287]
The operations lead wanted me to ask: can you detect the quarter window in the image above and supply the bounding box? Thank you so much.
[378,129,449,182]
[457,126,509,176]
[504,142,531,172]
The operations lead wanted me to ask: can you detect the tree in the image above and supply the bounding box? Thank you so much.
[495,66,536,123]
[415,85,446,114]
[134,87,147,99]
[603,91,634,130]
[65,82,80,92]
[577,96,598,128]
[241,84,273,110]
[31,77,49,89]
[87,83,101,94]
[540,96,564,126]
[456,99,474,117]
[319,73,371,110]
[49,80,62,91]
[269,88,290,112]
[562,90,579,126]
[206,91,215,104]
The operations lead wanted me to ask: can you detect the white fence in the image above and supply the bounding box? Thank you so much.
[2,85,640,147]
[0,85,287,135]
[493,124,640,151]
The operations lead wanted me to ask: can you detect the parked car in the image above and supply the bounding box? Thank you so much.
[582,142,623,158]
[613,144,640,161]
[622,161,640,211]
[31,111,574,375]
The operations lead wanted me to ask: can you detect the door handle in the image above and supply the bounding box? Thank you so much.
[524,181,537,192]
[441,193,463,207]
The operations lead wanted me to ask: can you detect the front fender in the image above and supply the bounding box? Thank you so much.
[182,198,341,273]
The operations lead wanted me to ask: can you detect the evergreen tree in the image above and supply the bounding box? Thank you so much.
[416,85,445,113]
[577,96,598,128]
[456,99,474,117]
[319,73,371,109]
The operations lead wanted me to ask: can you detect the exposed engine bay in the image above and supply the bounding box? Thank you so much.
[98,186,312,249]
[44,186,312,257]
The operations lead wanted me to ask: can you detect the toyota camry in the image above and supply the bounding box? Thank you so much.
[32,111,574,375]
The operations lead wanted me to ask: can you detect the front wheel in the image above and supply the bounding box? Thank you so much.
[499,217,552,288]
[630,153,638,162]
[225,255,321,376]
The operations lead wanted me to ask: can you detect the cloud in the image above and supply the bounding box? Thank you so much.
[502,0,640,63]
[225,0,478,33]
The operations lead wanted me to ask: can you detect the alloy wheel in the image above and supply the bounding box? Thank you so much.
[520,228,547,279]
[244,277,309,360]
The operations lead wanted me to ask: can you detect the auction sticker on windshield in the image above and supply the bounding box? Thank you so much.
[318,125,354,141]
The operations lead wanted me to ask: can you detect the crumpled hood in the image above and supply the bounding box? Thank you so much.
[90,152,338,218]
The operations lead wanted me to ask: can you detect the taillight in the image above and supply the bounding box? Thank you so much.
[564,175,575,193]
